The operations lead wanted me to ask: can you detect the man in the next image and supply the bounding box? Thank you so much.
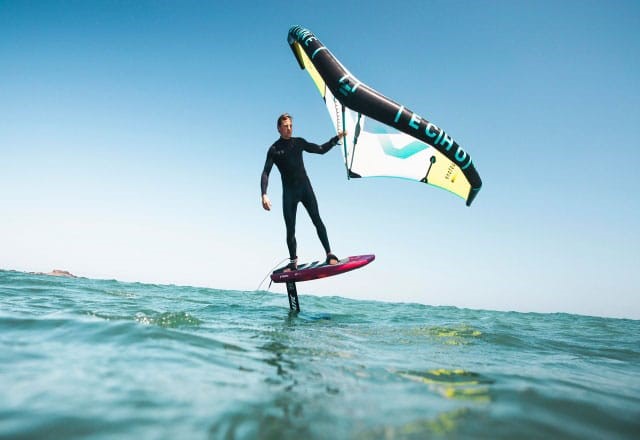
[261,113,345,271]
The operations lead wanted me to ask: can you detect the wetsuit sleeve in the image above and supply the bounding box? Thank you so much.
[300,136,340,155]
[261,147,274,195]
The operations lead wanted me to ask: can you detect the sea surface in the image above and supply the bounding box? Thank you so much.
[1,269,638,439]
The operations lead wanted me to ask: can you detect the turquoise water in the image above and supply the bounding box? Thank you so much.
[1,270,638,439]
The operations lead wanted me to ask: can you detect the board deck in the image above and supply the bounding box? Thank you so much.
[271,254,375,283]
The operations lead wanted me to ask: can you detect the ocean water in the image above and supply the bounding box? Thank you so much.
[1,270,638,439]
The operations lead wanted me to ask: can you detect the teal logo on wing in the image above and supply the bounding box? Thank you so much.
[381,138,428,158]
[372,126,428,158]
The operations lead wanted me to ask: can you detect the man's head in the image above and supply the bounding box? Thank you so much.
[277,113,293,140]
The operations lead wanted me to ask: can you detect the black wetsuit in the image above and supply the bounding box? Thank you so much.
[261,136,340,260]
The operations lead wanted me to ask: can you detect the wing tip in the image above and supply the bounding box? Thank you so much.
[465,186,482,206]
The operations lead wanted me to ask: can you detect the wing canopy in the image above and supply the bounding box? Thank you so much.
[288,26,482,206]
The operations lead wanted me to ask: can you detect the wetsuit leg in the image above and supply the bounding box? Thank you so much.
[282,188,299,260]
[300,183,331,254]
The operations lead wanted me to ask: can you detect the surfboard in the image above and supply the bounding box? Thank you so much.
[271,254,375,283]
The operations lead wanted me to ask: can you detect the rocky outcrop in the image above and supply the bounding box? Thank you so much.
[33,269,78,278]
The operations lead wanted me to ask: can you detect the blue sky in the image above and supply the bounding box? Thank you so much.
[1,1,639,319]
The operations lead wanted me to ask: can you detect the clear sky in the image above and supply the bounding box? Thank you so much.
[2,1,639,319]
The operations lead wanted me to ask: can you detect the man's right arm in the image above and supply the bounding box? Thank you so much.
[261,149,273,211]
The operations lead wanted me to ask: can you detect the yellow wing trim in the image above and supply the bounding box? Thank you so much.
[427,150,472,201]
[291,42,326,98]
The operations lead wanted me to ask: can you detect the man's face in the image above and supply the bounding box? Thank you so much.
[278,118,293,139]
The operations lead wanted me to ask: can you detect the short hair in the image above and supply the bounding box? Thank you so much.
[277,113,293,127]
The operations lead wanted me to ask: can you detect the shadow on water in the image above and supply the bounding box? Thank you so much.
[206,302,499,439]
[207,310,326,439]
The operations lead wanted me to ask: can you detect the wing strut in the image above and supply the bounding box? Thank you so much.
[349,112,363,175]
[340,104,350,179]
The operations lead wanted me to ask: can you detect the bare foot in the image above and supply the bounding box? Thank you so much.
[326,253,339,265]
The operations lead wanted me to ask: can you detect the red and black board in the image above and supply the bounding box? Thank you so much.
[271,255,375,311]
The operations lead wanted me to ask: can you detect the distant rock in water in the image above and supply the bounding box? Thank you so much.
[33,269,78,278]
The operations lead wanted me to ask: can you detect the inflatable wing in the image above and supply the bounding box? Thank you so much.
[288,26,482,206]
